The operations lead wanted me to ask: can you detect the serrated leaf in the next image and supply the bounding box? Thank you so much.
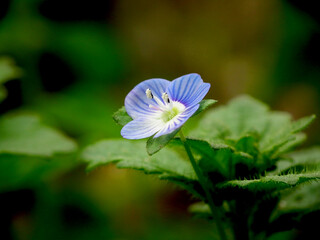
[170,138,254,179]
[146,128,180,155]
[261,115,315,158]
[170,138,229,177]
[218,173,320,192]
[190,95,315,175]
[0,115,77,156]
[271,133,306,158]
[193,99,217,116]
[82,139,196,180]
[82,139,203,198]
[291,115,316,133]
[189,95,270,145]
[273,146,320,174]
[112,106,133,126]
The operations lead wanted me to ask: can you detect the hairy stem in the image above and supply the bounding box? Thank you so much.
[179,130,227,240]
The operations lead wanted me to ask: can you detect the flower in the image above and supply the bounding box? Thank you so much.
[121,73,210,139]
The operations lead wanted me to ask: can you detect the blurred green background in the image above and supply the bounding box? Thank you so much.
[0,0,319,239]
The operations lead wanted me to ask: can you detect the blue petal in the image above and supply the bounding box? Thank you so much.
[121,118,164,139]
[167,73,210,108]
[153,104,200,138]
[183,82,211,107]
[125,78,170,119]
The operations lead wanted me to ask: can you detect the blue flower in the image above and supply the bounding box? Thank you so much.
[121,73,210,139]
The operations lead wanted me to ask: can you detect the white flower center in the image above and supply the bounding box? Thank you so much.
[146,89,185,123]
[161,101,185,122]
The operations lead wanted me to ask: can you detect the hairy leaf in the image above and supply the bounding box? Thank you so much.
[82,139,196,180]
[273,146,320,174]
[171,138,253,180]
[218,172,320,192]
[189,95,315,175]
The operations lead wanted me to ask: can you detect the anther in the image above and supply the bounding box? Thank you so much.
[146,88,153,99]
[162,92,170,103]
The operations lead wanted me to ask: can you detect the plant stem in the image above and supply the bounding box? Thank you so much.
[179,130,227,240]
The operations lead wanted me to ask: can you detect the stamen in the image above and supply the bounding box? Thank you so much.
[146,88,153,99]
[162,92,170,104]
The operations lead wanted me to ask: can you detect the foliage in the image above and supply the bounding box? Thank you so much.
[0,114,78,191]
[0,57,21,102]
[82,95,319,239]
[0,114,76,156]
[0,59,78,191]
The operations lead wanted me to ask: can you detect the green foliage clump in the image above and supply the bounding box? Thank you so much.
[0,57,21,102]
[0,58,78,192]
[83,95,319,239]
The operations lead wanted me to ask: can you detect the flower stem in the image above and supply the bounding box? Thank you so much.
[179,130,227,240]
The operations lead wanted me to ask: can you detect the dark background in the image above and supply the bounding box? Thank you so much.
[0,0,319,239]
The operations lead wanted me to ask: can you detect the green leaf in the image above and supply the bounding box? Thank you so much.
[159,174,204,199]
[189,202,211,219]
[171,138,254,179]
[193,99,217,116]
[82,140,147,170]
[170,138,228,175]
[276,181,320,215]
[0,57,22,102]
[261,115,315,157]
[269,181,320,234]
[291,114,316,133]
[189,95,315,175]
[82,139,202,197]
[0,57,21,84]
[271,133,306,158]
[0,115,77,156]
[81,139,196,180]
[235,135,259,158]
[112,106,132,126]
[146,129,180,155]
[273,146,320,174]
[218,172,320,192]
[189,95,270,145]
